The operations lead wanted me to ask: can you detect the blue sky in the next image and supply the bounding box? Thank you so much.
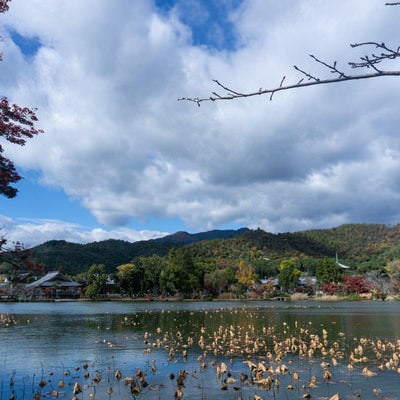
[1,0,400,247]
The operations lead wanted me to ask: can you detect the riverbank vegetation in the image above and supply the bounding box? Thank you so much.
[1,224,400,301]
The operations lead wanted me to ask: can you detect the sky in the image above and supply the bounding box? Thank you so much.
[1,0,400,247]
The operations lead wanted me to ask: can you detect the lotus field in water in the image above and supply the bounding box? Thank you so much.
[0,300,400,399]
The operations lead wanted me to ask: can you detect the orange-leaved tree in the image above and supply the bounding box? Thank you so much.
[0,0,44,290]
[1,0,43,199]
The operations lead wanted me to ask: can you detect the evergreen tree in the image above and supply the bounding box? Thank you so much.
[278,258,301,291]
[316,257,341,284]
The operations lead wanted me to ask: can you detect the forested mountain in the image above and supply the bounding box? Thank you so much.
[193,223,400,268]
[28,228,249,274]
[298,224,400,271]
[27,224,400,275]
[29,239,175,275]
[154,228,249,244]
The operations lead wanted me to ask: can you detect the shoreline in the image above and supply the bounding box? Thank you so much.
[1,293,398,303]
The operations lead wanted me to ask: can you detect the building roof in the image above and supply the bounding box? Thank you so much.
[26,271,81,288]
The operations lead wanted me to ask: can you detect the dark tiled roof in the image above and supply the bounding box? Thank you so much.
[26,271,81,288]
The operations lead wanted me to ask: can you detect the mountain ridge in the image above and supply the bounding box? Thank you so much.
[28,227,249,274]
[24,224,400,275]
[153,228,249,244]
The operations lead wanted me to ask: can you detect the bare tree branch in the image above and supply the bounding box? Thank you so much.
[178,70,400,106]
[179,4,400,106]
[349,42,400,68]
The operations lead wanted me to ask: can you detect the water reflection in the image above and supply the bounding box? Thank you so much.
[0,300,400,399]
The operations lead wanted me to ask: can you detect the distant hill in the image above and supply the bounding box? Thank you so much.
[29,239,175,275]
[29,228,249,274]
[180,224,400,272]
[154,228,249,244]
[27,224,400,275]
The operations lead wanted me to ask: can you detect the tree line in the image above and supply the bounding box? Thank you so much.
[80,246,397,300]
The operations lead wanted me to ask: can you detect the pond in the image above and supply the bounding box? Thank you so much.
[0,300,400,399]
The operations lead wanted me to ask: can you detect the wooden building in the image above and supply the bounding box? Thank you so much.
[25,271,81,299]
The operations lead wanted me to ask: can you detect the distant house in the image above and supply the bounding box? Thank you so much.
[25,271,81,299]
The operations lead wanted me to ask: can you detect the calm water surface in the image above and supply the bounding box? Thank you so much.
[0,300,400,399]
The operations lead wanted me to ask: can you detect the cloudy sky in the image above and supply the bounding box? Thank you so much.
[1,0,399,247]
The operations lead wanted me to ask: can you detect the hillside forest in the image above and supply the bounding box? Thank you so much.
[1,224,400,300]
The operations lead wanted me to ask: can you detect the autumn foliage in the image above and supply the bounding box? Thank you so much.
[321,282,341,295]
[0,0,43,198]
[0,0,9,14]
[342,274,372,295]
[0,0,44,278]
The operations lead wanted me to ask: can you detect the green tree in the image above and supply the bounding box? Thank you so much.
[163,248,201,297]
[136,255,167,296]
[204,268,235,296]
[193,258,216,287]
[159,262,182,296]
[278,258,301,291]
[300,258,319,276]
[116,263,141,297]
[316,257,341,285]
[253,258,279,279]
[85,264,107,300]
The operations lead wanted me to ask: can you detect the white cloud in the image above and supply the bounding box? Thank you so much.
[0,215,167,248]
[1,0,400,236]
